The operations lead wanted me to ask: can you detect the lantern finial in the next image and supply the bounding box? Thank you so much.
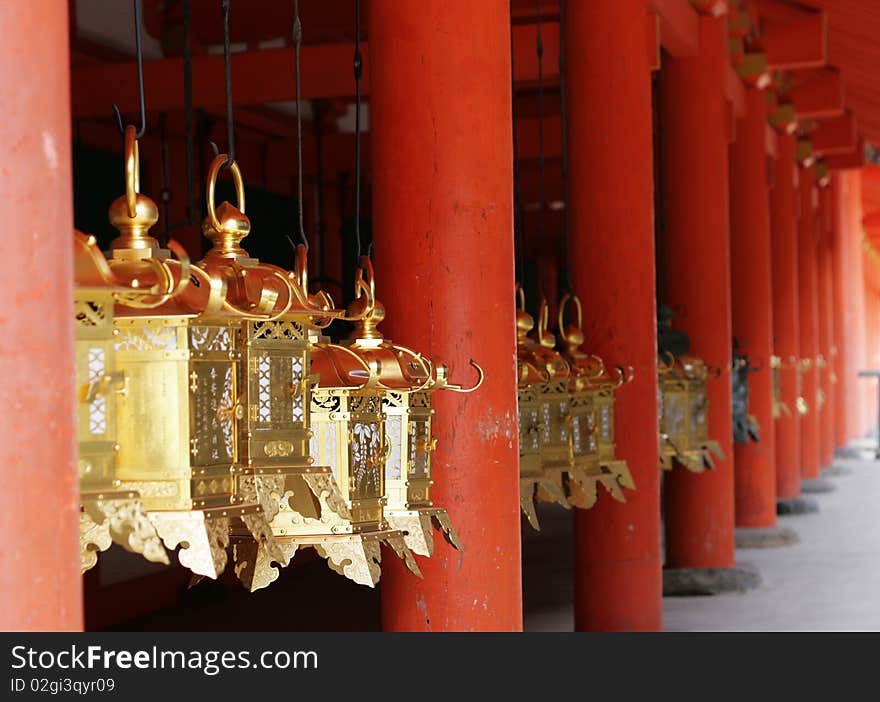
[201,154,252,261]
[108,126,161,256]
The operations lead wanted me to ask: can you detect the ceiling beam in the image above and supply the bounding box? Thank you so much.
[811,111,858,156]
[786,68,844,119]
[758,1,827,70]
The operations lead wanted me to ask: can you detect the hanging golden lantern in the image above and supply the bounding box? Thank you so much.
[342,259,481,558]
[557,294,635,509]
[815,353,827,410]
[168,154,358,590]
[105,132,284,579]
[657,353,724,473]
[74,231,170,573]
[796,357,811,416]
[770,355,792,419]
[515,290,569,529]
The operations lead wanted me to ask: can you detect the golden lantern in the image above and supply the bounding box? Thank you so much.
[657,354,724,473]
[796,357,811,416]
[105,132,283,579]
[770,355,792,419]
[74,231,170,573]
[557,294,635,509]
[815,353,827,411]
[515,291,569,529]
[342,259,481,558]
[183,155,352,590]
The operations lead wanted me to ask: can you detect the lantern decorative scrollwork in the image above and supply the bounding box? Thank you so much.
[74,230,170,573]
[557,294,635,510]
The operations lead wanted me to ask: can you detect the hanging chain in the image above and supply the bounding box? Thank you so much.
[293,0,308,248]
[510,0,526,286]
[183,0,196,224]
[221,0,235,166]
[159,112,171,244]
[535,0,548,303]
[354,0,364,260]
[559,0,571,294]
[112,0,147,137]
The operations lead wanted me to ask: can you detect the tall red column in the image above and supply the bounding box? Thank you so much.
[817,185,835,468]
[565,0,661,631]
[831,174,848,447]
[661,16,735,570]
[369,0,522,631]
[770,134,802,501]
[798,166,822,481]
[729,88,777,528]
[0,1,80,630]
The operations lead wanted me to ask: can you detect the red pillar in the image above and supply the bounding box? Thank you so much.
[831,173,851,445]
[848,172,868,438]
[729,88,777,528]
[770,134,801,500]
[369,0,522,631]
[817,185,836,468]
[0,1,81,630]
[661,15,735,569]
[798,166,821,480]
[565,0,662,631]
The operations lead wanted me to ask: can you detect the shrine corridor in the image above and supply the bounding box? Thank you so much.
[523,440,880,632]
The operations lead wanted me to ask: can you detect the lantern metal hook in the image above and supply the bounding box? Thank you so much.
[112,0,147,138]
[442,360,485,394]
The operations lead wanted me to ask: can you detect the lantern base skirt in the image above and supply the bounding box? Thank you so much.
[385,507,462,557]
[149,506,279,580]
[734,525,800,549]
[660,441,725,473]
[80,490,170,573]
[523,461,636,529]
[662,564,761,597]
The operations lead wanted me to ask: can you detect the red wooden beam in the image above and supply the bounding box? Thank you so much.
[825,141,864,170]
[758,1,827,70]
[787,68,844,119]
[650,0,699,57]
[73,22,562,118]
[812,111,858,156]
[72,43,365,118]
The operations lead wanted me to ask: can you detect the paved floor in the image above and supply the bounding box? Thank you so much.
[523,444,880,632]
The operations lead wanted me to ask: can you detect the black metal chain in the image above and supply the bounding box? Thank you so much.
[293,0,308,248]
[559,0,571,294]
[221,0,235,166]
[510,1,527,287]
[159,112,171,244]
[183,0,196,224]
[313,99,327,278]
[354,0,364,260]
[536,0,546,299]
[112,0,147,137]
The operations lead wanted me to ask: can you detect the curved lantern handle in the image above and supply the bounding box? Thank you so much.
[442,359,485,394]
[557,293,583,344]
[611,365,635,388]
[124,125,140,218]
[205,154,246,232]
[115,238,193,309]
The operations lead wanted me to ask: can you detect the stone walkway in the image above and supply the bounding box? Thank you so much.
[523,445,880,632]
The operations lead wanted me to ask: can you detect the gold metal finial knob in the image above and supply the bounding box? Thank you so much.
[201,154,251,260]
[108,125,161,254]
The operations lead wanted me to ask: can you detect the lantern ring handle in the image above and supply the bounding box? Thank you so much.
[557,293,583,344]
[206,153,245,233]
[124,125,140,218]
